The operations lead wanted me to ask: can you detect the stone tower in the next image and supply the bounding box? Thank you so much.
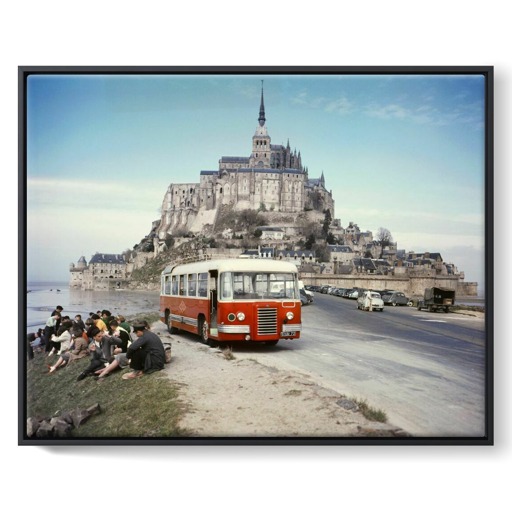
[249,82,271,168]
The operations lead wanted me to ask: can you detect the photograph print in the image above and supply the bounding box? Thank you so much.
[19,66,493,444]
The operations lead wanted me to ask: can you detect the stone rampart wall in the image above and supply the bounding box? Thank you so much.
[300,273,478,297]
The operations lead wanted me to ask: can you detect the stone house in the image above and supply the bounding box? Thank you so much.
[69,253,128,290]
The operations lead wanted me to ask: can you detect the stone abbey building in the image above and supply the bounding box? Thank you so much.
[156,85,334,238]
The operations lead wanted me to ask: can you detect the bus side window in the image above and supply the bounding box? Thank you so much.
[164,276,171,295]
[179,275,187,296]
[198,272,208,297]
[188,273,197,297]
[171,275,178,295]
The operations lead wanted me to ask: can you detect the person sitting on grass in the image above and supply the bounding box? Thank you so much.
[76,327,109,381]
[122,321,166,380]
[43,312,61,354]
[93,320,133,381]
[73,314,86,332]
[94,349,130,380]
[47,320,73,359]
[98,325,125,360]
[27,328,44,360]
[48,326,89,374]
[116,315,131,335]
[90,314,108,332]
[101,310,115,329]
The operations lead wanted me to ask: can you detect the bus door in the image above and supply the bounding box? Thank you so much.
[209,271,218,336]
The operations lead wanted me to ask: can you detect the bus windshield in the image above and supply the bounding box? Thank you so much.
[220,271,299,301]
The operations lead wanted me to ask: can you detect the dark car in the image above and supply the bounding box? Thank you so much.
[382,291,409,306]
[300,289,311,305]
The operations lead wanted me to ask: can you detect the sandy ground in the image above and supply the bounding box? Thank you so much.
[152,322,410,438]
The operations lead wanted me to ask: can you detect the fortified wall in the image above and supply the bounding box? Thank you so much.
[300,273,478,298]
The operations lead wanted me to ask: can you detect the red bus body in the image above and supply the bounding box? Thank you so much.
[160,259,302,345]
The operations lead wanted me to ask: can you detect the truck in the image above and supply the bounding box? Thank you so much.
[416,287,455,313]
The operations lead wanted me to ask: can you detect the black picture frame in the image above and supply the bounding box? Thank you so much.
[19,66,493,446]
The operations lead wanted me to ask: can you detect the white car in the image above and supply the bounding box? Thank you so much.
[357,291,384,312]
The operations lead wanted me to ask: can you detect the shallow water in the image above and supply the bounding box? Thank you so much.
[25,282,160,332]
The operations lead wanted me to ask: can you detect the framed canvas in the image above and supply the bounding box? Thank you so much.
[19,66,493,445]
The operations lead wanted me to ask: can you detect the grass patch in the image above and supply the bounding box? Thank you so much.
[126,312,162,325]
[352,397,388,423]
[26,354,191,438]
[452,305,485,313]
[221,346,236,361]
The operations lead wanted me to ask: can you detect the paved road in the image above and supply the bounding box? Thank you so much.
[232,293,488,437]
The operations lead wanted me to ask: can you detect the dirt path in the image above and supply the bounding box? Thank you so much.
[153,322,409,438]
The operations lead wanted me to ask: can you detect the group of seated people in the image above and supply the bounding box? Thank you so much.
[34,309,167,381]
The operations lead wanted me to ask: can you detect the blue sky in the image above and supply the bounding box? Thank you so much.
[26,73,486,289]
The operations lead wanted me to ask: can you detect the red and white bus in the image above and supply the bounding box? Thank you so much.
[160,259,302,345]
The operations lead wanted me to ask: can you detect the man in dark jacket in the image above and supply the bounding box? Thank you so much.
[122,321,165,380]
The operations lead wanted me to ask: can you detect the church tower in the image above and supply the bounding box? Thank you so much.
[249,82,271,168]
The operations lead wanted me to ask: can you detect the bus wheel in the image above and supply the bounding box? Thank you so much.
[199,317,209,344]
[167,314,179,334]
[166,311,179,334]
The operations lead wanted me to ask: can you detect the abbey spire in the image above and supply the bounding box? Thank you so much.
[250,80,271,168]
[258,80,266,127]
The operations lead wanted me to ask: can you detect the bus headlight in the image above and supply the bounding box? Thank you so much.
[286,312,294,320]
[237,312,246,321]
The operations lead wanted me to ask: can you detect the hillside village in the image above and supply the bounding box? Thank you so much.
[69,84,477,297]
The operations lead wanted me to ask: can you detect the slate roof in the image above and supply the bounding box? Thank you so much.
[89,254,125,265]
[327,244,353,253]
[353,257,377,271]
[220,157,250,163]
[405,252,443,261]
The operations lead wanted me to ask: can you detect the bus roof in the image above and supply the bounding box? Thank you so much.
[162,258,299,275]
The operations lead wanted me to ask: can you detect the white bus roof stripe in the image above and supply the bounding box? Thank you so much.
[162,259,299,275]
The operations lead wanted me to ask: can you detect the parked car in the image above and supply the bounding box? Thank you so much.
[299,281,314,302]
[382,291,409,306]
[357,291,384,312]
[300,288,312,305]
[300,293,309,306]
[347,289,359,299]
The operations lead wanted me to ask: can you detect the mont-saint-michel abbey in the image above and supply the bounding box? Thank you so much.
[70,84,477,297]
[157,86,334,237]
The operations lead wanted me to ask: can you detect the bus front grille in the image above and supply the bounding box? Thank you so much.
[257,308,278,335]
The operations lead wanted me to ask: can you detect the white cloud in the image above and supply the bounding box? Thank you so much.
[291,91,352,115]
[325,97,353,115]
[364,99,483,128]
